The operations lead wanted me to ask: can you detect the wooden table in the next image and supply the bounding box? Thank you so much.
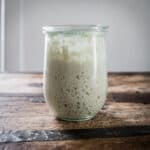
[0,73,150,150]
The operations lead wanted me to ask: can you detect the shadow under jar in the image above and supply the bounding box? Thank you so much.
[43,25,108,121]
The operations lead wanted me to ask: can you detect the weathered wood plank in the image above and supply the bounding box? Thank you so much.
[0,136,150,150]
[0,126,150,143]
[0,73,150,103]
[0,73,149,131]
[0,74,43,95]
[0,73,150,149]
[108,73,150,103]
[0,97,149,131]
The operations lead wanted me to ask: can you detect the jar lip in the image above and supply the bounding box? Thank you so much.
[43,25,108,33]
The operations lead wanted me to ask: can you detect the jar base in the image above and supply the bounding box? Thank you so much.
[56,115,95,122]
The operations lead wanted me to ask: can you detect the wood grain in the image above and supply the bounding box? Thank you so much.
[0,97,150,131]
[0,73,149,130]
[0,73,150,149]
[0,73,150,102]
[1,126,150,143]
[0,136,150,150]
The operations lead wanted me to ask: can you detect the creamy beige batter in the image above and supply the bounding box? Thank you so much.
[43,32,107,120]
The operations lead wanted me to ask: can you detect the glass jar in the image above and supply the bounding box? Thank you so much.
[43,25,108,121]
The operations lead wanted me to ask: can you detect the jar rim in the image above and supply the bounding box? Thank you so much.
[43,25,108,33]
